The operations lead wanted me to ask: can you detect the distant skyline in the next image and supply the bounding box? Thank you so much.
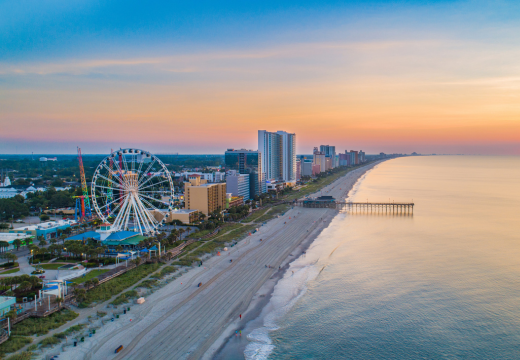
[1,1,520,155]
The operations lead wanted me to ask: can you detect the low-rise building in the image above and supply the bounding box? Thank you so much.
[184,175,226,215]
[0,188,18,199]
[0,296,16,316]
[164,209,199,224]
[0,232,34,250]
[12,219,75,240]
[226,194,244,208]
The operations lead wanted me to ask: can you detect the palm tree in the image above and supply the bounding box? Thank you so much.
[6,253,17,265]
[0,241,9,253]
[12,239,22,251]
[115,245,123,253]
[39,238,47,247]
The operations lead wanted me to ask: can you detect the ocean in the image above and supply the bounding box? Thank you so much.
[244,156,520,360]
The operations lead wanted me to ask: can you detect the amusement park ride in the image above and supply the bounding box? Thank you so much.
[75,148,174,236]
[90,148,175,235]
[74,147,92,222]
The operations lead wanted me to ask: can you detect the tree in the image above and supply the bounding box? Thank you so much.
[0,241,9,253]
[6,253,17,265]
[115,245,123,253]
[0,223,9,230]
[40,214,50,221]
[50,238,57,245]
[73,288,86,302]
[12,239,22,251]
[84,280,93,290]
[39,238,47,247]
[91,278,99,288]
[5,310,17,321]
[17,281,32,293]
[55,296,63,307]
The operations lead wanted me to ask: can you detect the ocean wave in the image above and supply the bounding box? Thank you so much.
[244,215,346,360]
[244,263,318,360]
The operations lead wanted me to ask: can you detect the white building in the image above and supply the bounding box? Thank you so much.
[0,174,11,187]
[258,130,296,184]
[0,188,18,199]
[179,172,220,183]
[214,172,226,183]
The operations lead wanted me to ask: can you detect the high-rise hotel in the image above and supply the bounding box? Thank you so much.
[258,130,296,184]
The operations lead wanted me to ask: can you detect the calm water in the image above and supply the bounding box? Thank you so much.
[245,156,520,360]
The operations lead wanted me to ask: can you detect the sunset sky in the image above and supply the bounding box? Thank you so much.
[1,0,520,155]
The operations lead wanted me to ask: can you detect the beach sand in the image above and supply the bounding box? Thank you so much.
[52,161,382,360]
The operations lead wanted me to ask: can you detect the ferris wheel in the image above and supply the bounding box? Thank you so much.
[91,148,174,235]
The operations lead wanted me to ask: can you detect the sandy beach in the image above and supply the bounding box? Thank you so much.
[52,161,382,360]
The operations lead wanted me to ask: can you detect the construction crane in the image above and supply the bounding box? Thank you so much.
[77,147,92,221]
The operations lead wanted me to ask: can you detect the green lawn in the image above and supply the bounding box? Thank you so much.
[78,263,161,307]
[71,269,109,284]
[254,204,291,223]
[0,268,20,274]
[245,208,270,223]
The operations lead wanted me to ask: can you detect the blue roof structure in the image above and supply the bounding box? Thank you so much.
[66,231,100,241]
[43,285,59,291]
[139,248,149,253]
[149,245,158,251]
[105,231,139,241]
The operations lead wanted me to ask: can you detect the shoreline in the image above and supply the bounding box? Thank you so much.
[209,160,384,360]
[42,161,384,360]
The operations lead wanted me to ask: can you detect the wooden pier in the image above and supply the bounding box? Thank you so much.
[295,198,414,215]
[336,202,414,214]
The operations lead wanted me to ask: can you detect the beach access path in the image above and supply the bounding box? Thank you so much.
[56,162,381,360]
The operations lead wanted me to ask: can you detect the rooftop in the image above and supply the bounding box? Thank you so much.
[66,231,101,241]
[104,235,148,246]
[14,219,76,231]
[105,231,140,241]
[170,209,198,214]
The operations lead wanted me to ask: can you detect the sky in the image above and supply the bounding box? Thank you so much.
[1,0,520,155]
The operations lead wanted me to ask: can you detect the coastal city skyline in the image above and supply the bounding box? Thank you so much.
[2,1,520,155]
[1,1,520,359]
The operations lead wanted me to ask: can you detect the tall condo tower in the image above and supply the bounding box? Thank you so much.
[258,130,296,184]
[320,145,337,168]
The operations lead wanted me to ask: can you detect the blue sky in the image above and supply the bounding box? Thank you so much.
[1,0,520,154]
